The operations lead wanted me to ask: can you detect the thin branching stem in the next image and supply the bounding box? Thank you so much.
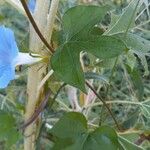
[85,81,121,131]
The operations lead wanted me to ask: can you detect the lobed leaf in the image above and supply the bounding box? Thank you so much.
[50,112,119,150]
[62,5,111,42]
[51,36,126,92]
[105,0,141,35]
[116,33,150,76]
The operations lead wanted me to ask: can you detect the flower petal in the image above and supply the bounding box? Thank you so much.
[0,26,19,62]
[13,52,42,66]
[0,65,15,88]
[28,0,36,13]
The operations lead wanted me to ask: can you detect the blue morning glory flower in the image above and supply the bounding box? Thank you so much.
[28,0,36,13]
[0,26,41,88]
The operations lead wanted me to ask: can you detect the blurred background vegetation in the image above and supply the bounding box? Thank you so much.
[0,0,150,149]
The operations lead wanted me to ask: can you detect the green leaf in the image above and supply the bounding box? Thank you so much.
[51,5,113,92]
[50,112,87,139]
[122,33,150,53]
[50,112,119,150]
[126,51,137,71]
[51,5,127,92]
[107,13,120,28]
[52,133,88,150]
[140,101,150,119]
[66,127,119,150]
[90,27,104,36]
[62,5,111,42]
[51,36,126,92]
[119,136,144,150]
[0,111,15,127]
[126,65,144,100]
[86,126,119,150]
[105,0,140,35]
[85,72,109,84]
[0,110,20,147]
[81,36,126,59]
[134,52,149,76]
[122,108,139,130]
[116,33,150,76]
[52,44,85,92]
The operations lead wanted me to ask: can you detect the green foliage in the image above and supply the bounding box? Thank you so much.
[140,100,150,119]
[117,33,150,76]
[50,112,119,150]
[105,0,140,35]
[51,5,127,92]
[126,65,144,100]
[50,112,87,139]
[119,136,144,150]
[85,72,109,84]
[62,5,111,41]
[0,110,21,148]
[0,0,150,149]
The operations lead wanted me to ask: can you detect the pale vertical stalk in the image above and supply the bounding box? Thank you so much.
[46,0,60,42]
[24,0,59,150]
[24,1,48,150]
